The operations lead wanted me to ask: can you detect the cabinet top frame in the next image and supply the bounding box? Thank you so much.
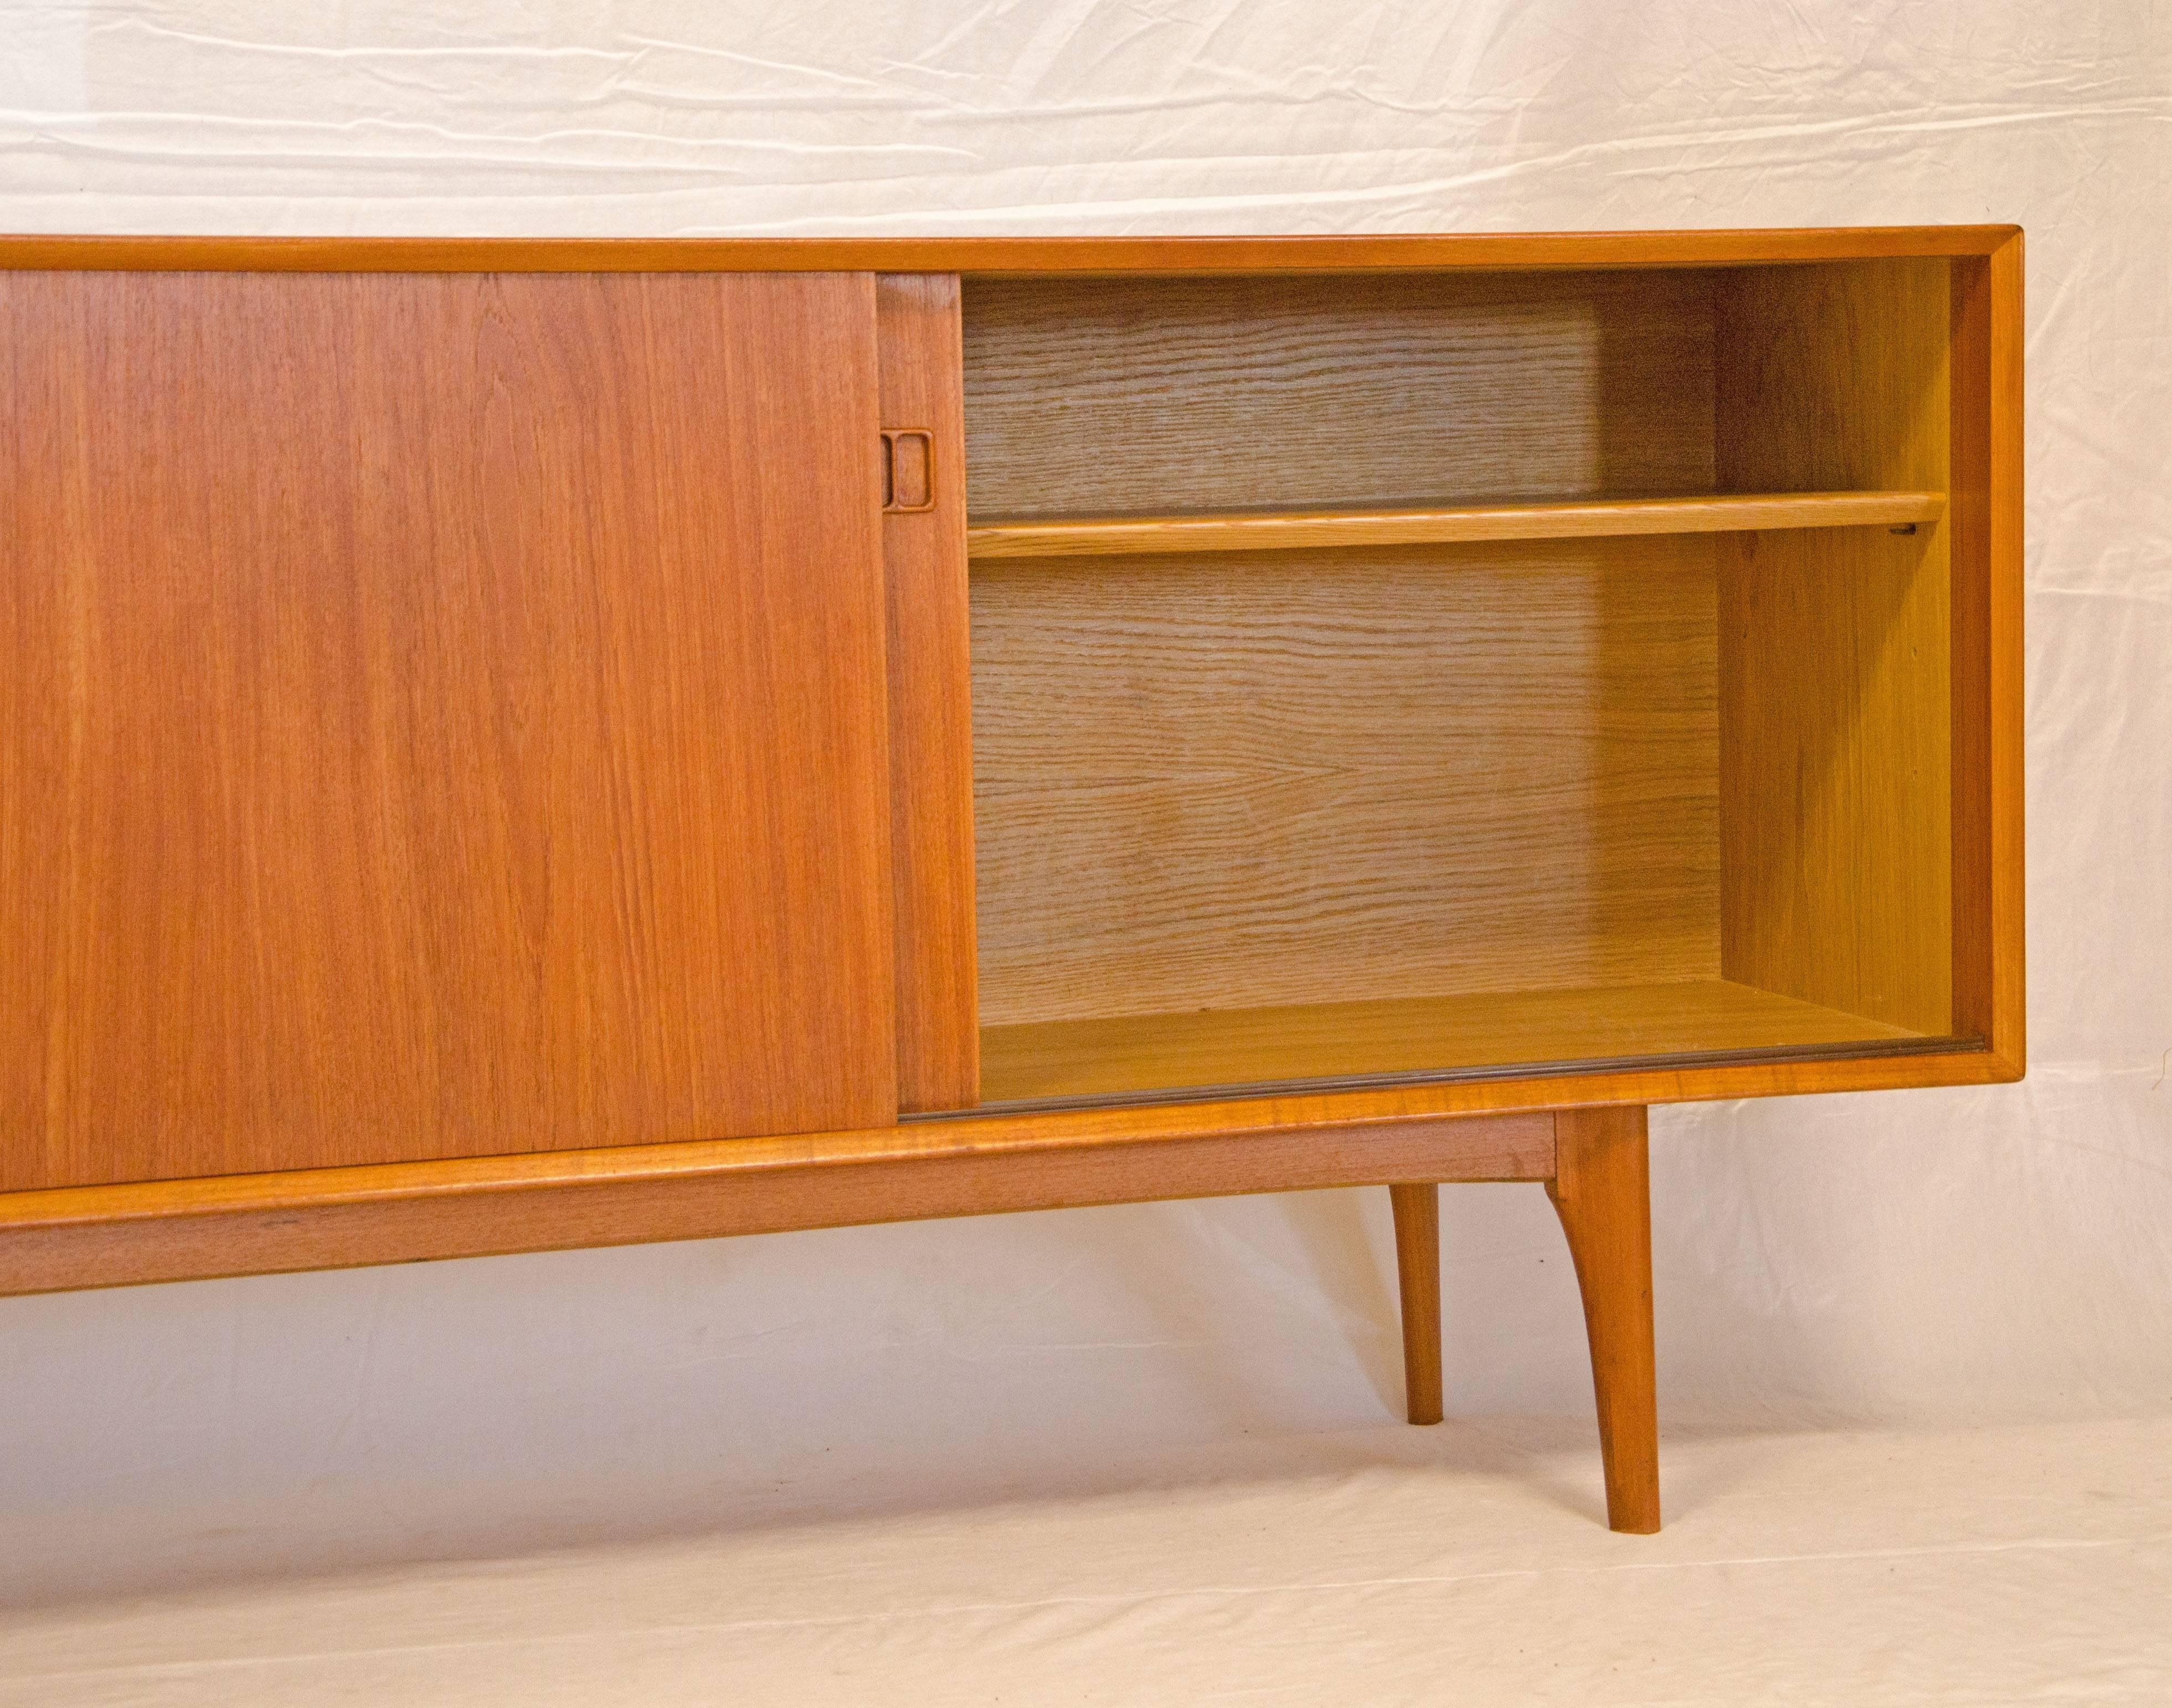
[0,225,2020,274]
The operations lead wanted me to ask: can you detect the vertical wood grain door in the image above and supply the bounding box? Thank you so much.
[1,270,897,1190]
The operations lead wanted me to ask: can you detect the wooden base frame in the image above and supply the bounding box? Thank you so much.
[1384,1112,1659,1534]
[0,1099,1661,1532]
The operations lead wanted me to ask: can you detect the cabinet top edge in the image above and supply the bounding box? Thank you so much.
[0,225,2022,274]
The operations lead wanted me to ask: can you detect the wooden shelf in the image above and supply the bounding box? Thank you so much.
[978,979,1931,1110]
[966,490,1947,562]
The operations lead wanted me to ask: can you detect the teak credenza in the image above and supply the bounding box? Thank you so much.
[0,229,2024,1532]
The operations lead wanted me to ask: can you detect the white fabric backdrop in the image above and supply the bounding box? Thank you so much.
[2,0,2168,1605]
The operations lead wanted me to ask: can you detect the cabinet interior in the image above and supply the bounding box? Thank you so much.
[958,261,1963,1111]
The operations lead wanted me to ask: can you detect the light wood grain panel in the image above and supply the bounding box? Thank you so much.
[1716,260,1954,1035]
[972,537,1720,1027]
[0,1108,1554,1297]
[0,229,2023,275]
[877,275,980,1112]
[979,979,1918,1108]
[0,270,896,1191]
[967,491,1947,561]
[962,271,1716,518]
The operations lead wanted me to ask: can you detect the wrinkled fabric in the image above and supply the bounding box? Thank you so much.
[6,1417,2171,1705]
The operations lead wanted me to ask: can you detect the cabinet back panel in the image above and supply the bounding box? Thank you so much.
[961,272,1716,518]
[971,538,1720,1027]
[0,270,898,1190]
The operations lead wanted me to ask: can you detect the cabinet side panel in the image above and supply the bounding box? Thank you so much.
[0,271,896,1190]
[877,275,979,1110]
[1715,260,1954,1034]
[1948,241,2027,1064]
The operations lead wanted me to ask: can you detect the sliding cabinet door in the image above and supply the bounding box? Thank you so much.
[1,269,897,1189]
[875,274,977,1113]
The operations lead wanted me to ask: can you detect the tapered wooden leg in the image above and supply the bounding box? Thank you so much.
[1388,1182,1443,1425]
[1547,1107,1660,1533]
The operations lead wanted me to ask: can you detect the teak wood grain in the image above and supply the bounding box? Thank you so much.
[1389,1183,1445,1426]
[971,537,1721,1027]
[0,1020,2022,1299]
[965,491,1948,561]
[1947,235,2027,1068]
[0,1028,2026,1306]
[0,1105,1555,1297]
[1549,1105,1660,1534]
[876,275,980,1113]
[0,228,2020,274]
[1715,259,1955,1036]
[961,271,1716,518]
[0,270,898,1190]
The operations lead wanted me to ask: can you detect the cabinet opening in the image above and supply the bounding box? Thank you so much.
[959,261,1968,1111]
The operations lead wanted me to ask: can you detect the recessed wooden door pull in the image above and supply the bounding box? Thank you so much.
[882,428,936,512]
